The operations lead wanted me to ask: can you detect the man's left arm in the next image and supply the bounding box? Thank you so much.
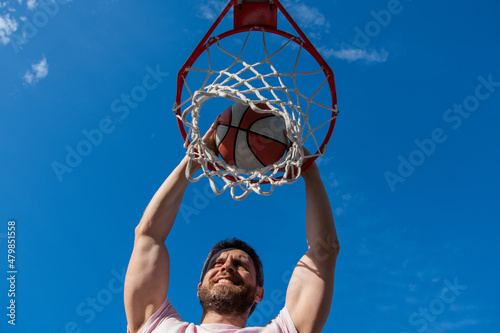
[285,162,340,333]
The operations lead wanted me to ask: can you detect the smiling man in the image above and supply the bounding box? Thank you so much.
[124,120,340,333]
[196,241,266,328]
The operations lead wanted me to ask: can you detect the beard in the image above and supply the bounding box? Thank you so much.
[198,276,257,316]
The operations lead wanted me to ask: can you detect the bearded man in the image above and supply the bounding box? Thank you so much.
[124,120,340,333]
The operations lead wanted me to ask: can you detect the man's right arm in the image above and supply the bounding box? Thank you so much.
[124,118,218,333]
[124,120,218,333]
[124,156,191,333]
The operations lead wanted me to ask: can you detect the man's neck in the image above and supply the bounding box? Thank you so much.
[200,311,249,328]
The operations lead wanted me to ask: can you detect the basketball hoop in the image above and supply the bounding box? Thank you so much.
[173,0,339,200]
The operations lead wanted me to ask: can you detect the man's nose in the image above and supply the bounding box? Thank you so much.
[220,260,236,272]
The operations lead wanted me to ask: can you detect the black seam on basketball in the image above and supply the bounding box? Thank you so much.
[217,124,230,149]
[231,105,236,165]
[246,132,266,168]
[247,131,288,146]
[248,114,275,128]
[247,115,287,146]
[229,104,233,126]
[233,105,250,166]
[237,105,250,128]
[244,108,272,168]
[223,125,287,146]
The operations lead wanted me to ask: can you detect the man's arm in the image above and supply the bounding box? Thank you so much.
[285,162,340,333]
[124,156,191,333]
[124,123,218,333]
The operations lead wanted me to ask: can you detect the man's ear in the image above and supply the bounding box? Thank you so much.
[197,282,201,298]
[254,286,264,304]
[196,282,201,298]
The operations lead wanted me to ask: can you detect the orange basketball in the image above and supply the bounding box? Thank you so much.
[215,103,288,170]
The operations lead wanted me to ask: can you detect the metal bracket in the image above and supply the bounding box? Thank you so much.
[234,0,277,29]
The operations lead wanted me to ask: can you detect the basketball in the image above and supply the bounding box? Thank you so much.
[215,103,288,170]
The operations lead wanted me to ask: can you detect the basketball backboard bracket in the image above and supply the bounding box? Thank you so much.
[234,0,277,29]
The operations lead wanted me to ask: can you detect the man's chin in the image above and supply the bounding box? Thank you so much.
[210,283,243,296]
[199,283,256,315]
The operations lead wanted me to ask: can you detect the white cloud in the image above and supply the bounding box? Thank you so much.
[316,155,334,166]
[26,0,37,10]
[284,0,330,34]
[0,13,18,45]
[197,0,227,21]
[23,55,49,85]
[434,319,478,332]
[320,47,389,63]
[334,207,344,216]
[342,193,352,201]
[449,303,477,312]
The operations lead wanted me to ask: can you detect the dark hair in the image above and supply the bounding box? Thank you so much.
[200,238,264,315]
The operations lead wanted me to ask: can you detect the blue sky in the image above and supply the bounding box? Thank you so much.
[1,0,499,332]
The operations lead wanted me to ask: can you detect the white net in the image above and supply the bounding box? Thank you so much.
[174,27,338,200]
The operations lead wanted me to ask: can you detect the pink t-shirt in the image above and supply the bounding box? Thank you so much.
[130,297,297,333]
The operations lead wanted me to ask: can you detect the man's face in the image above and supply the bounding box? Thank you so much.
[198,248,263,316]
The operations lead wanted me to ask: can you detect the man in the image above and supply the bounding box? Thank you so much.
[124,120,340,333]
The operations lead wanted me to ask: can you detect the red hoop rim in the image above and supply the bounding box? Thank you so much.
[174,0,338,175]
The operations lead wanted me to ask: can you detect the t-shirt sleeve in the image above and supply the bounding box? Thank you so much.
[127,297,182,333]
[269,306,297,333]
